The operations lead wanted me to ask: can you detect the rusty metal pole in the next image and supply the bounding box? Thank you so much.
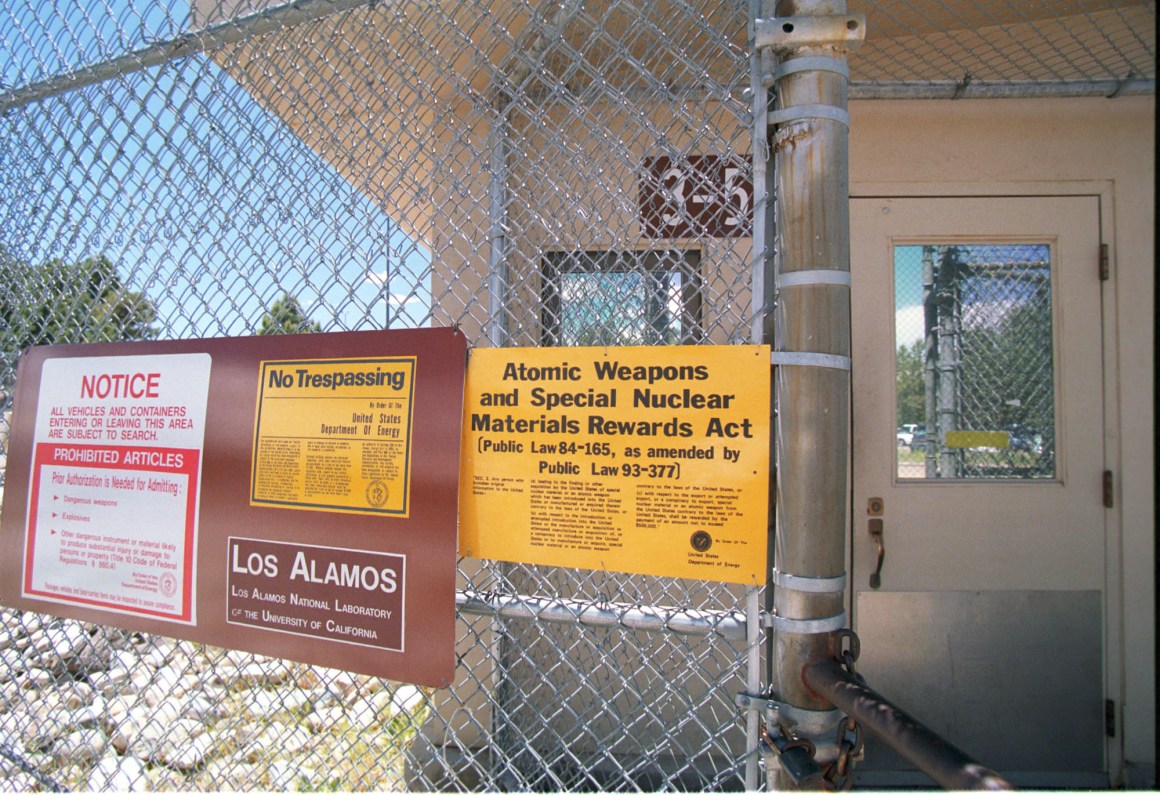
[803,659,1015,790]
[756,2,863,788]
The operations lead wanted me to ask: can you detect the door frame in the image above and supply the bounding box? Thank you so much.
[846,180,1123,783]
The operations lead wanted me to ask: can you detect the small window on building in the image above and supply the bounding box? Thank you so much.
[541,250,702,346]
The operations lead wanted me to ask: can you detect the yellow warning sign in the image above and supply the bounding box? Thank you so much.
[459,346,770,584]
[251,357,416,516]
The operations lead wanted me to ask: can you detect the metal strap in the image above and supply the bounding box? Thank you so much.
[774,56,850,81]
[777,702,844,734]
[772,569,847,594]
[776,269,852,289]
[765,611,847,635]
[770,351,851,371]
[768,104,850,129]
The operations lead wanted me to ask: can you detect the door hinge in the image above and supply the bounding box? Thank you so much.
[1105,699,1116,738]
[1103,470,1114,508]
[1099,243,1110,281]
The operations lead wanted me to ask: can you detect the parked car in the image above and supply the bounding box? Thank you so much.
[1003,424,1043,455]
[896,423,920,447]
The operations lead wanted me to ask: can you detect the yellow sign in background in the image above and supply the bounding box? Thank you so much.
[459,346,770,584]
[251,357,416,516]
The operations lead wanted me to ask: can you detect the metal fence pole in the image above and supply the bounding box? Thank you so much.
[758,1,862,788]
[936,247,961,478]
[923,246,939,478]
[748,0,778,787]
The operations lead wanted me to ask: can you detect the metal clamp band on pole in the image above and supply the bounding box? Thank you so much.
[765,611,847,635]
[768,104,850,129]
[777,702,845,735]
[773,569,847,593]
[776,269,852,289]
[774,56,849,81]
[770,351,851,371]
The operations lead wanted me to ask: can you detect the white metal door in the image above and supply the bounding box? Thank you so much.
[849,195,1109,788]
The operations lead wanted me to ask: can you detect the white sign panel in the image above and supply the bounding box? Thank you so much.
[22,354,211,623]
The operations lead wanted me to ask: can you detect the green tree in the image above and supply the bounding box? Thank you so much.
[1,254,157,372]
[259,293,321,335]
[895,338,925,426]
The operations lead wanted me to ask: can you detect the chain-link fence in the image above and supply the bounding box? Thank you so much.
[852,1,1155,96]
[1,0,756,790]
[0,0,1155,791]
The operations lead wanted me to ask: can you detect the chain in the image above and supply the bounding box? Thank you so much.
[822,715,863,791]
[821,628,864,790]
[832,627,861,680]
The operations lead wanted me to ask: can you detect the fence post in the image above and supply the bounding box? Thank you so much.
[923,246,938,477]
[758,0,863,788]
[748,0,777,789]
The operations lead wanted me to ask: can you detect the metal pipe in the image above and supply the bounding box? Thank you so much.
[803,658,1014,791]
[747,2,778,783]
[487,0,584,348]
[850,78,1155,100]
[749,0,776,345]
[486,113,511,347]
[456,589,749,640]
[764,1,859,786]
[935,247,960,478]
[0,0,376,113]
[745,589,762,790]
[922,246,938,478]
[769,0,853,703]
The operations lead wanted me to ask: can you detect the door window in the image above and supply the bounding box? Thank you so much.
[895,243,1056,480]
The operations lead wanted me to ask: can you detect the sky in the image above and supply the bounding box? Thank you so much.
[893,246,926,350]
[893,243,1051,351]
[0,1,432,339]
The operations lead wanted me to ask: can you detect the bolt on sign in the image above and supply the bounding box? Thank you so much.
[0,328,466,687]
[638,154,752,239]
[459,345,770,584]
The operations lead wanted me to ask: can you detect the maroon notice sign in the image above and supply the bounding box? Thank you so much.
[0,328,466,688]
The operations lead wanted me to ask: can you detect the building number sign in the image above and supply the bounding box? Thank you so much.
[639,154,752,239]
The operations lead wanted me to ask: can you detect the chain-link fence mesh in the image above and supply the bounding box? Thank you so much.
[1,0,756,790]
[852,1,1155,95]
[0,0,1155,791]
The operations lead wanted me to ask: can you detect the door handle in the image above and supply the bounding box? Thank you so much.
[868,518,885,589]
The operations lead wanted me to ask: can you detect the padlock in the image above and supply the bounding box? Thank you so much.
[762,726,824,786]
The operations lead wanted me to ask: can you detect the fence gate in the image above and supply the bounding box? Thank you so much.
[0,0,763,790]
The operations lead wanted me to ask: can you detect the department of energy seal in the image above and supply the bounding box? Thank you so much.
[690,530,713,552]
[159,572,177,598]
[366,480,389,507]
